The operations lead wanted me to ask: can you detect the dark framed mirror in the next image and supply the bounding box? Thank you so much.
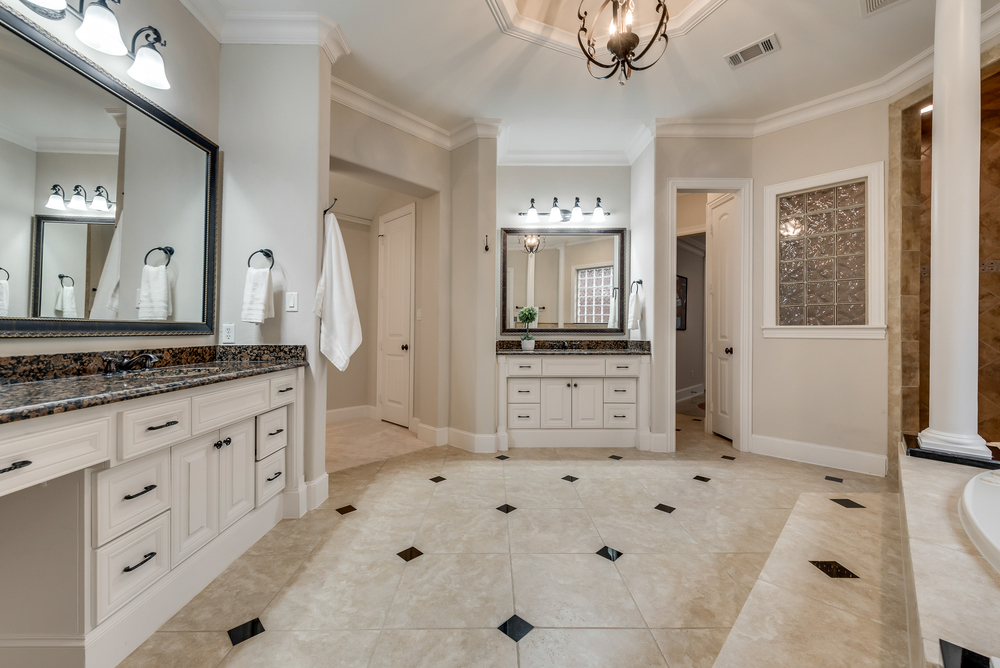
[500,227,627,335]
[0,6,218,337]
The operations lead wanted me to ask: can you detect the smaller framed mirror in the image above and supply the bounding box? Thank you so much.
[500,228,627,335]
[30,215,115,319]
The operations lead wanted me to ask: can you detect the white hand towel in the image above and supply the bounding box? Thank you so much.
[607,290,619,329]
[626,290,643,331]
[314,212,362,372]
[241,267,274,324]
[55,284,77,318]
[91,214,123,319]
[0,279,8,317]
[138,264,171,320]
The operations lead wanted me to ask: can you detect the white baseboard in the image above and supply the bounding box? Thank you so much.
[650,432,672,453]
[418,423,449,446]
[676,384,705,402]
[326,405,376,423]
[507,429,637,448]
[448,428,497,453]
[305,472,329,510]
[750,434,888,477]
[282,474,308,519]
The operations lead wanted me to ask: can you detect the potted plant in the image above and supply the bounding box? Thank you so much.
[518,306,538,350]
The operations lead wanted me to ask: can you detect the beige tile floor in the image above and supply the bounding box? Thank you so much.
[326,418,433,473]
[119,415,900,668]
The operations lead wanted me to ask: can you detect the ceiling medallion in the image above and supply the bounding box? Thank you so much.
[578,0,669,84]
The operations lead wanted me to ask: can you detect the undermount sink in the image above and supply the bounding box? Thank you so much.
[139,366,223,380]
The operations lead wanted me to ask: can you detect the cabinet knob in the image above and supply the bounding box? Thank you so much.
[401,344,409,351]
[573,383,578,387]
[214,441,223,449]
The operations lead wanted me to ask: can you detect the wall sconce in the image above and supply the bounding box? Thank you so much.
[525,198,539,224]
[522,234,544,254]
[67,185,89,211]
[547,198,561,223]
[45,184,68,211]
[19,0,171,89]
[518,197,610,223]
[46,184,116,212]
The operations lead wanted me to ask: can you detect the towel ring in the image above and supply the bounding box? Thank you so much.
[631,279,643,293]
[58,273,74,287]
[144,246,174,267]
[0,267,8,281]
[248,249,274,269]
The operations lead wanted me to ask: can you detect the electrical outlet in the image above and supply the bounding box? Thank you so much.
[286,292,298,312]
[222,323,235,343]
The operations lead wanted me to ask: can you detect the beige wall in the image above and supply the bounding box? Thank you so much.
[676,242,705,394]
[676,193,708,236]
[0,137,36,319]
[33,152,118,216]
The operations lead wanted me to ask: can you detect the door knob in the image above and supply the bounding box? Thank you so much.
[725,347,734,355]
[401,344,409,351]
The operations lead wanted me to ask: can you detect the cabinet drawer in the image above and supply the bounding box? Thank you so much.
[508,357,541,376]
[120,398,191,461]
[256,407,288,461]
[95,512,170,623]
[190,380,269,435]
[606,358,639,376]
[603,404,636,429]
[508,404,541,429]
[508,379,541,404]
[604,378,637,403]
[0,416,111,498]
[270,374,297,408]
[542,357,605,377]
[256,448,287,506]
[95,450,170,547]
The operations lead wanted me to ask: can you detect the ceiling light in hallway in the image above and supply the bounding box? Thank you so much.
[578,0,669,84]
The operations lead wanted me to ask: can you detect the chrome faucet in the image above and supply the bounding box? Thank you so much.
[102,353,160,375]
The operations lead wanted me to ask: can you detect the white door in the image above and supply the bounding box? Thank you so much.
[218,418,256,531]
[171,433,220,566]
[540,378,572,429]
[378,206,414,428]
[572,378,605,429]
[707,194,737,440]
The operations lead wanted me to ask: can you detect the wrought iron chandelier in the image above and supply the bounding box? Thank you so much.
[577,0,669,84]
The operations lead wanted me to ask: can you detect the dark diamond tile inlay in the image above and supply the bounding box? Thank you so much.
[831,498,866,509]
[496,455,510,460]
[596,546,623,562]
[498,615,534,642]
[693,475,711,482]
[721,455,736,461]
[810,560,859,579]
[336,505,356,515]
[693,418,702,422]
[676,428,681,432]
[562,475,578,482]
[825,476,844,483]
[398,547,424,562]
[228,618,265,646]
[654,503,676,514]
[430,476,446,483]
[496,504,517,514]
[609,455,623,460]
[940,639,991,668]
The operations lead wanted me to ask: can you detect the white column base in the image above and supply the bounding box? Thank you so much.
[917,428,993,460]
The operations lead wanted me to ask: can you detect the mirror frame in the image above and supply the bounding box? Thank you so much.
[29,214,115,318]
[0,6,219,337]
[500,227,627,336]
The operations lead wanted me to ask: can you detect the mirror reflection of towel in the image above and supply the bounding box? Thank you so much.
[0,279,8,317]
[55,284,77,318]
[91,214,123,319]
[138,264,171,320]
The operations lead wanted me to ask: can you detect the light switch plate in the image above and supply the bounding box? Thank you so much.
[222,323,235,343]
[416,309,422,321]
[286,292,298,312]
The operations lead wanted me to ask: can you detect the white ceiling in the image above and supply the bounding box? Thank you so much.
[194,0,996,155]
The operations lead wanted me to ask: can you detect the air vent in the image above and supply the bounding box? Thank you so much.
[725,34,780,70]
[860,0,911,16]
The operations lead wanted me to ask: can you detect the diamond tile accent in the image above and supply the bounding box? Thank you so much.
[721,455,736,461]
[562,475,578,482]
[825,476,844,483]
[336,505,356,515]
[596,546,623,562]
[654,503,675,514]
[227,618,265,646]
[397,547,423,562]
[496,504,517,514]
[939,639,991,668]
[693,475,711,482]
[692,418,702,422]
[608,455,623,460]
[496,455,510,460]
[676,428,681,432]
[810,560,859,579]
[430,476,446,483]
[831,498,866,509]
[498,615,534,642]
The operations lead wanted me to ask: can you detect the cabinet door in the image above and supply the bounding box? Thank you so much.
[219,418,256,531]
[171,433,220,566]
[540,378,573,429]
[572,378,605,429]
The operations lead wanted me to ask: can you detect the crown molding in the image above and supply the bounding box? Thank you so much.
[331,76,452,149]
[451,118,508,150]
[655,118,755,138]
[219,12,352,64]
[35,137,120,155]
[498,150,630,166]
[334,213,372,226]
[105,108,127,129]
[0,120,36,152]
[178,0,226,41]
[626,124,654,163]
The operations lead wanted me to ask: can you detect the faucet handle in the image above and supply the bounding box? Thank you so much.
[101,356,121,375]
[142,354,160,370]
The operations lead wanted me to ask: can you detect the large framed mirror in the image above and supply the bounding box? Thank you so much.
[500,228,627,335]
[0,6,218,336]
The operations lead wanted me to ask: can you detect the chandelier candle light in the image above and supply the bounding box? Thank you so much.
[578,0,669,84]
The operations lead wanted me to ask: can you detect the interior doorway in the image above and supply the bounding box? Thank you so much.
[675,231,706,420]
[377,204,415,428]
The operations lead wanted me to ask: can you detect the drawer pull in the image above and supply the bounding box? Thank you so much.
[146,420,179,432]
[616,365,630,369]
[266,471,283,482]
[268,429,284,437]
[278,387,294,393]
[0,460,32,475]
[518,365,532,369]
[614,414,627,419]
[123,552,156,573]
[614,389,627,393]
[518,415,531,419]
[517,390,530,393]
[123,484,157,500]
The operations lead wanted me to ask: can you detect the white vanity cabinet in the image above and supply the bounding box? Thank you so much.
[497,354,651,449]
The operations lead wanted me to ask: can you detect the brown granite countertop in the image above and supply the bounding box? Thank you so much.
[0,360,306,426]
[496,340,650,355]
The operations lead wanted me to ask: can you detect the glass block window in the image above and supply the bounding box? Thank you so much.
[777,180,866,326]
[576,266,613,323]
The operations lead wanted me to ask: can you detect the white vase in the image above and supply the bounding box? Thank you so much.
[521,339,535,351]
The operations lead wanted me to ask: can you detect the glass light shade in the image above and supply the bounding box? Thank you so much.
[128,44,170,90]
[570,203,584,223]
[90,194,110,211]
[526,200,539,224]
[76,2,128,56]
[609,19,616,35]
[46,193,66,210]
[548,199,561,223]
[591,202,606,223]
[67,194,89,211]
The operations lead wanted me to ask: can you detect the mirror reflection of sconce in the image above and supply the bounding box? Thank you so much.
[46,184,116,213]
[518,197,609,224]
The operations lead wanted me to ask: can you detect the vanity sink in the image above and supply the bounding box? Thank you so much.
[138,366,223,380]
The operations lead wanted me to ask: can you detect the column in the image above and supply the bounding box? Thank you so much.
[919,0,992,459]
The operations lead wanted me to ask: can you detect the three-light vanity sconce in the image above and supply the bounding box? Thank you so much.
[19,0,171,89]
[46,184,116,212]
[520,197,608,224]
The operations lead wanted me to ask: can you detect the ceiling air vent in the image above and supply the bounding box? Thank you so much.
[725,34,780,70]
[860,0,911,17]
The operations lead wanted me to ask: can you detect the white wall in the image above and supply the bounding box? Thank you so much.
[497,166,631,230]
[33,152,118,217]
[0,136,35,318]
[676,239,705,395]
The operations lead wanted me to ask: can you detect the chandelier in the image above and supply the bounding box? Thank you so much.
[577,0,669,84]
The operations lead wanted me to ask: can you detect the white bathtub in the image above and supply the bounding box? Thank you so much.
[959,470,1000,575]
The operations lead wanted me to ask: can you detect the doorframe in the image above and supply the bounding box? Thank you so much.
[376,203,417,431]
[667,179,752,453]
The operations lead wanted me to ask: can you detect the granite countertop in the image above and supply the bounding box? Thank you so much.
[496,340,651,356]
[0,360,306,426]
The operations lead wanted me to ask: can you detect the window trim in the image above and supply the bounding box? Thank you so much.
[762,162,885,340]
